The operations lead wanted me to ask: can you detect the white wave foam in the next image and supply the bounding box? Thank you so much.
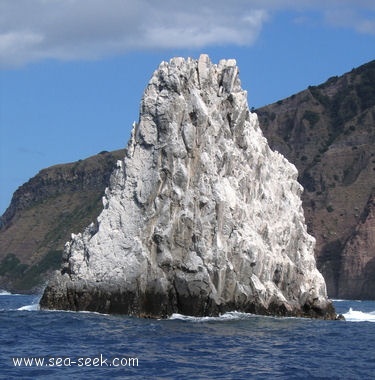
[17,303,40,311]
[169,311,256,322]
[40,307,109,316]
[0,290,22,296]
[343,308,375,322]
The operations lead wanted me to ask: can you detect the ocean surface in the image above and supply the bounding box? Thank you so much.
[1,291,375,379]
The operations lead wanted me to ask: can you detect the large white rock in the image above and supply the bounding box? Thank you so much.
[40,55,336,319]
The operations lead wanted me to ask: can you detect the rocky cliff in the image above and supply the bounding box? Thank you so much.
[338,192,375,299]
[0,150,125,292]
[257,60,375,298]
[40,55,335,319]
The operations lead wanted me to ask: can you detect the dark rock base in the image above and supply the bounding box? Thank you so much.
[40,279,338,320]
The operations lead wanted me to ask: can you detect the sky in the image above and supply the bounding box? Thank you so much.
[1,0,375,214]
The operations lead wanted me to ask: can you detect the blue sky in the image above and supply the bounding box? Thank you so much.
[1,0,375,214]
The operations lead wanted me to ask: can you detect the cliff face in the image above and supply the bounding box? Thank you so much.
[40,55,335,319]
[338,193,375,299]
[0,150,125,292]
[257,60,375,299]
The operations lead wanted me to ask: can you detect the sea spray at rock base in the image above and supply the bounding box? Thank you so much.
[40,55,336,319]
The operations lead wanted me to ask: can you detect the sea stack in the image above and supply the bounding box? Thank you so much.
[40,55,336,319]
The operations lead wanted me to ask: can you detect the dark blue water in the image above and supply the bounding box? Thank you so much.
[1,292,375,379]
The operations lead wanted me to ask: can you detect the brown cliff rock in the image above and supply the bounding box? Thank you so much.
[339,192,375,298]
[257,60,375,298]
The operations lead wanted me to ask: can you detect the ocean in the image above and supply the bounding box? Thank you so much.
[1,291,375,379]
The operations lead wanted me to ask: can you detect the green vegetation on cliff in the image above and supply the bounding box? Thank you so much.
[0,149,125,293]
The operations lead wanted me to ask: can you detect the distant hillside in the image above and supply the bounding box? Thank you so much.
[0,149,125,292]
[257,59,375,299]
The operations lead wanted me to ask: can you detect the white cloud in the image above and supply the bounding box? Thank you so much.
[0,0,374,68]
[324,8,375,35]
[142,9,268,49]
[0,0,268,68]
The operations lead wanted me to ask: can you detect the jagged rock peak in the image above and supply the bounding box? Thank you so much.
[40,55,336,319]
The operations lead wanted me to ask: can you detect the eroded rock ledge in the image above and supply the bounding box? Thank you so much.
[40,55,337,319]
